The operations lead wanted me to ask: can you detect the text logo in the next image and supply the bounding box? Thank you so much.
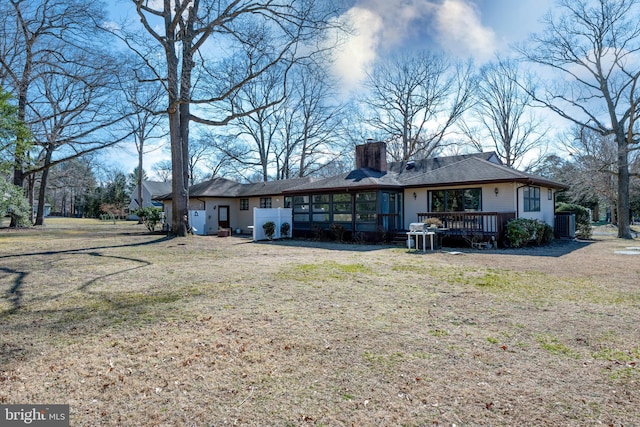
[1,405,69,426]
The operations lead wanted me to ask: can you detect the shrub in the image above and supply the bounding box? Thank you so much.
[0,176,31,227]
[280,222,290,238]
[135,207,163,232]
[330,223,345,242]
[262,221,276,240]
[540,222,554,244]
[505,218,553,248]
[556,202,592,239]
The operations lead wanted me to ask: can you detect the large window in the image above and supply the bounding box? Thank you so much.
[429,188,481,212]
[332,193,352,222]
[523,186,540,212]
[293,195,310,222]
[355,192,377,230]
[240,198,249,210]
[260,197,272,208]
[312,194,330,222]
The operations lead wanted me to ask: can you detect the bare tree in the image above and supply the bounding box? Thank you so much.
[211,59,347,182]
[120,73,166,217]
[564,127,618,217]
[461,58,548,170]
[188,135,234,184]
[152,160,172,182]
[216,63,286,182]
[360,51,475,162]
[518,0,640,239]
[27,51,129,226]
[276,63,348,179]
[0,0,108,225]
[46,156,96,217]
[113,0,341,236]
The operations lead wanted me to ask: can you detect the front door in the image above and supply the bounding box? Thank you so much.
[218,205,230,229]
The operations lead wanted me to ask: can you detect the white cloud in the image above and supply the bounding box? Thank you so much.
[434,0,498,62]
[331,0,499,92]
[331,7,384,93]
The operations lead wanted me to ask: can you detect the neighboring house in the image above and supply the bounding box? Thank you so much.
[32,203,51,218]
[128,181,172,220]
[157,141,568,243]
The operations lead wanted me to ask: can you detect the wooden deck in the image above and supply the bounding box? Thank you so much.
[416,211,516,244]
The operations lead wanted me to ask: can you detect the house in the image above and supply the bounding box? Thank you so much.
[157,141,568,244]
[158,176,315,235]
[128,180,172,220]
[32,203,51,218]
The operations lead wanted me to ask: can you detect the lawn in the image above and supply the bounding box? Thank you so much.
[1,218,639,426]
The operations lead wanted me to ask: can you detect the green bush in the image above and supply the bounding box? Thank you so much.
[330,223,345,242]
[262,221,276,240]
[556,203,592,239]
[0,176,31,227]
[280,222,290,238]
[135,207,163,232]
[505,218,553,248]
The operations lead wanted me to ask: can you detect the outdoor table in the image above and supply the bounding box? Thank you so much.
[406,230,435,252]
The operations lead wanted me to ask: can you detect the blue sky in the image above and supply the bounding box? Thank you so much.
[103,0,558,177]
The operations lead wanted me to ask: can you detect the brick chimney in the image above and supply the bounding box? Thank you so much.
[355,140,388,171]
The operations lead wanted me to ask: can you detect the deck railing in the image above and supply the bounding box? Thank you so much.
[416,211,516,242]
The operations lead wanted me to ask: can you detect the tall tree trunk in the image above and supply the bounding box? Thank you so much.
[35,146,54,226]
[164,0,188,237]
[169,107,188,236]
[10,77,30,227]
[137,146,144,224]
[616,135,632,238]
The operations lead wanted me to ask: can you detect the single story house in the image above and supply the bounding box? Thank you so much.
[128,180,172,220]
[158,141,568,244]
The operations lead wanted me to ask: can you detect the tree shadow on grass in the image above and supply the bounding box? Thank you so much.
[438,238,595,257]
[0,236,191,365]
[0,286,189,366]
[0,235,171,318]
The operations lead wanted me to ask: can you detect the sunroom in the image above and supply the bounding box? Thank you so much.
[285,189,404,240]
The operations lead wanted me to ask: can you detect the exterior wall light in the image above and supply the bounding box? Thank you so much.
[494,187,499,196]
[413,192,417,200]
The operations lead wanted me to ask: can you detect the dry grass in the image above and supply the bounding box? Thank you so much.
[1,218,639,426]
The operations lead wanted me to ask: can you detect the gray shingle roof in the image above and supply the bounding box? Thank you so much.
[188,177,243,197]
[143,181,172,197]
[156,151,566,200]
[387,152,500,175]
[398,157,567,188]
[157,176,317,200]
[238,177,316,197]
[283,168,404,193]
[283,152,566,193]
